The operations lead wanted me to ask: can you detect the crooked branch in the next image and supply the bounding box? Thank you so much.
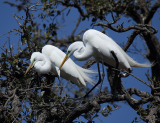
[94,22,157,35]
[64,91,154,123]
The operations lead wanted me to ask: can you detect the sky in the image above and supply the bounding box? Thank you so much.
[0,0,160,123]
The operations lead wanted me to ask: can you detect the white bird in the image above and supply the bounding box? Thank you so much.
[25,45,96,88]
[59,29,152,95]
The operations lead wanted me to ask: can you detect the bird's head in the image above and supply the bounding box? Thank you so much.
[59,41,84,70]
[25,52,42,74]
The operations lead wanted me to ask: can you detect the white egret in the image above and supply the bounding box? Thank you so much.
[25,45,96,89]
[59,29,152,96]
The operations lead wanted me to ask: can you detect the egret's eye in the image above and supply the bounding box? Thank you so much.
[67,51,71,55]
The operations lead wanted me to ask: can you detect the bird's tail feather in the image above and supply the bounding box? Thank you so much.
[130,61,155,68]
[120,49,155,68]
[111,39,155,68]
[74,64,97,86]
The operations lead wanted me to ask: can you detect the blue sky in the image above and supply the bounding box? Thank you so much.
[0,1,160,123]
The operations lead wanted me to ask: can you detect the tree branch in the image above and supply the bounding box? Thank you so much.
[123,30,141,51]
[70,15,81,38]
[35,110,49,123]
[145,2,160,24]
[127,88,152,98]
[64,91,154,123]
[94,22,157,34]
[58,0,109,20]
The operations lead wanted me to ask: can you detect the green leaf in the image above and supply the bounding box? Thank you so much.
[16,84,21,87]
[21,34,27,45]
[43,24,46,29]
[27,25,32,32]
[12,60,18,65]
[102,112,108,117]
[4,70,9,73]
[3,62,8,68]
[135,117,137,120]
[14,54,19,57]
[107,105,112,110]
[102,107,107,111]
[49,0,53,2]
[1,53,5,57]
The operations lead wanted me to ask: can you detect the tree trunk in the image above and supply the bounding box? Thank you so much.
[143,32,160,83]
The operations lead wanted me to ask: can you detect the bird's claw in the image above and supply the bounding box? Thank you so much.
[119,68,133,77]
[119,72,129,77]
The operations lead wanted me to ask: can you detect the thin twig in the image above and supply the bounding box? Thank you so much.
[4,88,17,109]
[13,13,22,27]
[112,68,151,88]
[0,29,22,37]
[19,86,66,92]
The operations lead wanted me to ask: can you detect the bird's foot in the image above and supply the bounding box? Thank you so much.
[119,72,129,77]
[119,68,133,77]
[128,68,133,73]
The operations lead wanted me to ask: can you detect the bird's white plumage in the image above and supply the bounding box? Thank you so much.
[29,45,96,87]
[67,29,152,71]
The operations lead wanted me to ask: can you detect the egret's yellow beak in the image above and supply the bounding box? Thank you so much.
[59,55,68,70]
[25,60,34,74]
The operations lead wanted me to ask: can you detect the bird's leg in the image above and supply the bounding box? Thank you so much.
[120,68,132,77]
[110,50,129,95]
[56,67,63,95]
[110,50,120,95]
[57,76,63,95]
[99,58,105,94]
[83,62,102,99]
[68,61,104,100]
[67,62,102,101]
[119,72,129,77]
[110,51,119,71]
[110,50,132,77]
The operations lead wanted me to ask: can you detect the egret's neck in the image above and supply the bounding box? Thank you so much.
[73,44,93,61]
[34,55,51,74]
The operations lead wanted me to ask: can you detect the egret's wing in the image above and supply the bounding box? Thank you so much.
[55,66,60,77]
[42,45,79,78]
[106,43,131,69]
[89,35,130,70]
[48,48,86,86]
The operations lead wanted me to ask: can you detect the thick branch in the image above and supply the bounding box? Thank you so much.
[145,2,160,24]
[70,15,81,38]
[94,22,157,34]
[64,91,154,123]
[141,105,158,123]
[35,110,49,123]
[58,1,108,20]
[64,92,123,123]
[123,30,141,51]
[127,88,152,98]
[0,48,29,62]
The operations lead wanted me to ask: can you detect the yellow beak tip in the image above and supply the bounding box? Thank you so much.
[25,62,33,75]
